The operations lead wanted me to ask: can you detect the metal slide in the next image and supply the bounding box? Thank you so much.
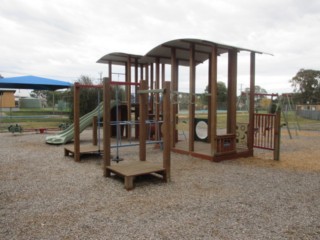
[45,101,115,145]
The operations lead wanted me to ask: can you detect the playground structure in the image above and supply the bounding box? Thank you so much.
[103,79,171,190]
[97,39,277,161]
[53,39,281,164]
[62,78,169,190]
[49,39,281,165]
[48,38,283,189]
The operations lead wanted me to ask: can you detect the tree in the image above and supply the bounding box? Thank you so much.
[69,75,102,120]
[201,82,228,110]
[30,87,71,109]
[290,69,320,104]
[204,81,228,104]
[68,75,126,121]
[242,85,268,110]
[244,85,267,95]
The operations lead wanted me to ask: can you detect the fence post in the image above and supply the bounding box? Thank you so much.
[273,110,281,160]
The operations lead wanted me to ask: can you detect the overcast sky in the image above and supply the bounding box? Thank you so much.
[1,0,319,95]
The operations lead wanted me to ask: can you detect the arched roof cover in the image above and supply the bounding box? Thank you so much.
[97,52,143,66]
[0,76,72,91]
[140,38,267,66]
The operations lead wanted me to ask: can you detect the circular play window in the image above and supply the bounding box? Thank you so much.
[195,120,208,141]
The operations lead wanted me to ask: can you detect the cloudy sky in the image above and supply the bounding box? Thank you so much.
[1,0,319,94]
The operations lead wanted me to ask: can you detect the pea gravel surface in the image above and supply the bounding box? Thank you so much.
[1,130,320,240]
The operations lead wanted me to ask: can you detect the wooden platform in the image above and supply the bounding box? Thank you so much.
[64,145,103,157]
[172,140,251,161]
[106,161,167,190]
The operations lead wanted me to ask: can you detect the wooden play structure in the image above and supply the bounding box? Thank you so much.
[103,79,171,190]
[66,38,278,189]
[97,38,275,162]
[65,77,170,190]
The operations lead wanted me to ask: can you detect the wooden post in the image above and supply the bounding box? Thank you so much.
[134,58,139,139]
[248,52,255,155]
[210,46,218,156]
[155,58,160,141]
[108,61,112,80]
[139,80,148,161]
[227,50,237,134]
[140,64,144,80]
[274,110,281,160]
[207,53,212,143]
[161,63,165,88]
[74,82,80,162]
[163,81,171,181]
[92,116,97,146]
[150,63,154,113]
[126,56,132,139]
[170,48,178,148]
[103,77,111,177]
[189,43,196,152]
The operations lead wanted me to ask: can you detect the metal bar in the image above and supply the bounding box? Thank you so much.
[137,89,165,94]
[110,140,163,148]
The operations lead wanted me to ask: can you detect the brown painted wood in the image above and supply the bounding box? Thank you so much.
[74,82,80,162]
[273,110,281,160]
[210,46,218,156]
[150,63,154,113]
[64,145,103,157]
[126,56,132,139]
[139,80,148,161]
[155,58,160,141]
[103,78,111,177]
[170,48,177,148]
[92,116,97,146]
[106,161,166,190]
[163,81,171,181]
[161,63,165,88]
[189,43,196,152]
[247,52,255,153]
[227,50,237,134]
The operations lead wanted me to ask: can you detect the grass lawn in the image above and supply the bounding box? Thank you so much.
[1,108,319,133]
[0,108,70,132]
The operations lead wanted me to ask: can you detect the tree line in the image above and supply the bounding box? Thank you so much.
[2,68,319,120]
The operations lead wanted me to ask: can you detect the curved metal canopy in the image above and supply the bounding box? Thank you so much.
[140,38,266,66]
[96,52,143,66]
[97,38,269,67]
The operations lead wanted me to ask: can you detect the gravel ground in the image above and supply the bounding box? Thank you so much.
[1,130,320,240]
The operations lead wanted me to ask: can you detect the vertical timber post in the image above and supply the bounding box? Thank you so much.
[163,81,171,181]
[139,80,148,161]
[189,43,196,152]
[103,77,111,177]
[155,58,160,141]
[210,46,218,156]
[274,109,281,160]
[248,52,255,155]
[74,82,80,162]
[227,50,237,134]
[92,116,97,146]
[170,48,178,148]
